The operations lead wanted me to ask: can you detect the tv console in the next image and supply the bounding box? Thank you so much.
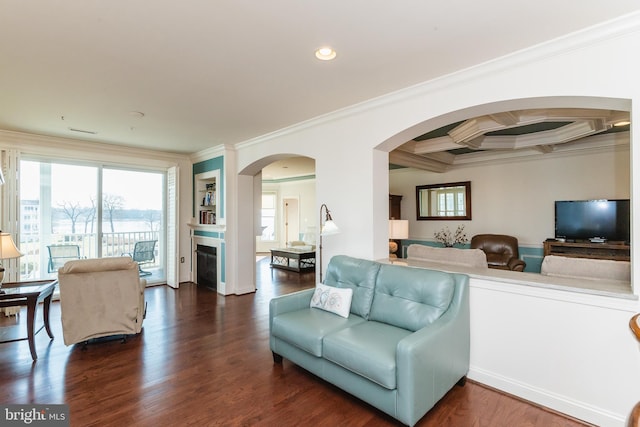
[543,240,630,261]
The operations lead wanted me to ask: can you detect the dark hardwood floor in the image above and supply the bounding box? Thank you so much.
[0,256,592,426]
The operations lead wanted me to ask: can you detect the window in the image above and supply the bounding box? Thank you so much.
[261,193,276,241]
[436,189,465,216]
[18,159,166,282]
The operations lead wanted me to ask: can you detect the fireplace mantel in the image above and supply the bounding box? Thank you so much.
[187,220,226,233]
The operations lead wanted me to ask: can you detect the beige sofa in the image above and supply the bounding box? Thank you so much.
[406,244,488,269]
[58,256,146,345]
[540,255,630,283]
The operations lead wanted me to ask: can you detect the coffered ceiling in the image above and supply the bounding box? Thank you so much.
[1,2,639,154]
[390,109,630,173]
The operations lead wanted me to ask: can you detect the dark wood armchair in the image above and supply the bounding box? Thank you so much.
[470,234,526,272]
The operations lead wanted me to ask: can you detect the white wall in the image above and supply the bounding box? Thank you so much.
[469,278,640,427]
[390,139,630,246]
[227,13,640,426]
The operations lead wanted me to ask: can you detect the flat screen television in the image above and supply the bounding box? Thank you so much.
[555,199,630,243]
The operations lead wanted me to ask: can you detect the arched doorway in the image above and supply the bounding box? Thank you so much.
[236,154,316,293]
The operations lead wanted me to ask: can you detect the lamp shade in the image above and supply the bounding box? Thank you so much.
[389,220,409,240]
[0,232,23,259]
[321,220,340,236]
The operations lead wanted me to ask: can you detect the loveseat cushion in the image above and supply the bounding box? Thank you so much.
[324,255,380,319]
[271,308,365,356]
[369,264,455,331]
[323,321,412,390]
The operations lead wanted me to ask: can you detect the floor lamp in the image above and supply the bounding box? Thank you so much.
[319,204,340,282]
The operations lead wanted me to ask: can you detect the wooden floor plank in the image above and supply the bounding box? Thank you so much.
[0,258,592,426]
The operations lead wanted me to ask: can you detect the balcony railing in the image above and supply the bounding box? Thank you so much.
[19,231,160,280]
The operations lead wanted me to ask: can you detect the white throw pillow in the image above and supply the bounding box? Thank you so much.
[310,283,353,318]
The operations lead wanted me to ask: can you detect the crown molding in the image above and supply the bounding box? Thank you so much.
[0,129,188,168]
[190,144,234,163]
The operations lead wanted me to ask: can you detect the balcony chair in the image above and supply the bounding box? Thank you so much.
[125,240,157,277]
[47,244,81,273]
[470,234,526,272]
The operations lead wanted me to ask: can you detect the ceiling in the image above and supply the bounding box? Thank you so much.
[390,108,631,173]
[1,2,639,155]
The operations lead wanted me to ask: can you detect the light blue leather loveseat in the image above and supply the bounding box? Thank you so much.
[269,255,470,426]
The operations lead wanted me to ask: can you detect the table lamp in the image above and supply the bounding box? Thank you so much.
[389,219,409,258]
[0,231,23,289]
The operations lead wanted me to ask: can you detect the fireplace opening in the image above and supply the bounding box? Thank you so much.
[196,244,217,290]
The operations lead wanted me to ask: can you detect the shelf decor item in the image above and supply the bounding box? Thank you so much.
[195,171,218,225]
[434,225,468,247]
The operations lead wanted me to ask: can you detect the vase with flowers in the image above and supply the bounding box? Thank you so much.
[434,225,468,247]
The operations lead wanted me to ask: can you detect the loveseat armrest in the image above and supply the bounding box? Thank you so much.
[269,288,315,330]
[395,275,469,426]
[269,288,315,317]
[269,288,315,359]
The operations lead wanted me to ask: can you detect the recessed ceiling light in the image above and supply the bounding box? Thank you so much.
[613,120,631,127]
[315,47,337,61]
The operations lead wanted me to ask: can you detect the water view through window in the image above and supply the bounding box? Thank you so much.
[19,160,165,281]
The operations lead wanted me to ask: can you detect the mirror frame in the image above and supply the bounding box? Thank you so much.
[416,181,472,221]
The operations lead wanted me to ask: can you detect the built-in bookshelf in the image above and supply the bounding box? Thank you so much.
[195,170,219,226]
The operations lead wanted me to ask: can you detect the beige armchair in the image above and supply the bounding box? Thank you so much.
[58,256,146,346]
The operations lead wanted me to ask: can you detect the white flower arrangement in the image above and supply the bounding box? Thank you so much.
[434,225,468,247]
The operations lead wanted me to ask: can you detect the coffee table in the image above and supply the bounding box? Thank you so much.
[0,280,57,360]
[270,248,316,273]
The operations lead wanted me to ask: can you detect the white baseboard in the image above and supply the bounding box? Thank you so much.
[468,366,626,427]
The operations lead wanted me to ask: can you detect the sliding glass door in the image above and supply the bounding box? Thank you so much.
[19,159,166,282]
[101,168,164,279]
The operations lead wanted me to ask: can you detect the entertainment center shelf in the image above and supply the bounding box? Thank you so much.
[543,241,630,261]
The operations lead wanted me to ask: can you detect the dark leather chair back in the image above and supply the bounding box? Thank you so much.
[470,234,526,271]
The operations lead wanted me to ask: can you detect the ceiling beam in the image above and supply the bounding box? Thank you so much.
[389,150,449,173]
[405,136,460,154]
[448,113,548,145]
[487,111,521,127]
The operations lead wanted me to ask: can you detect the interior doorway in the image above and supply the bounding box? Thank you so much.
[283,198,299,245]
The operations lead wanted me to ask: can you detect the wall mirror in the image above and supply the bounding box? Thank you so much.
[416,181,472,220]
